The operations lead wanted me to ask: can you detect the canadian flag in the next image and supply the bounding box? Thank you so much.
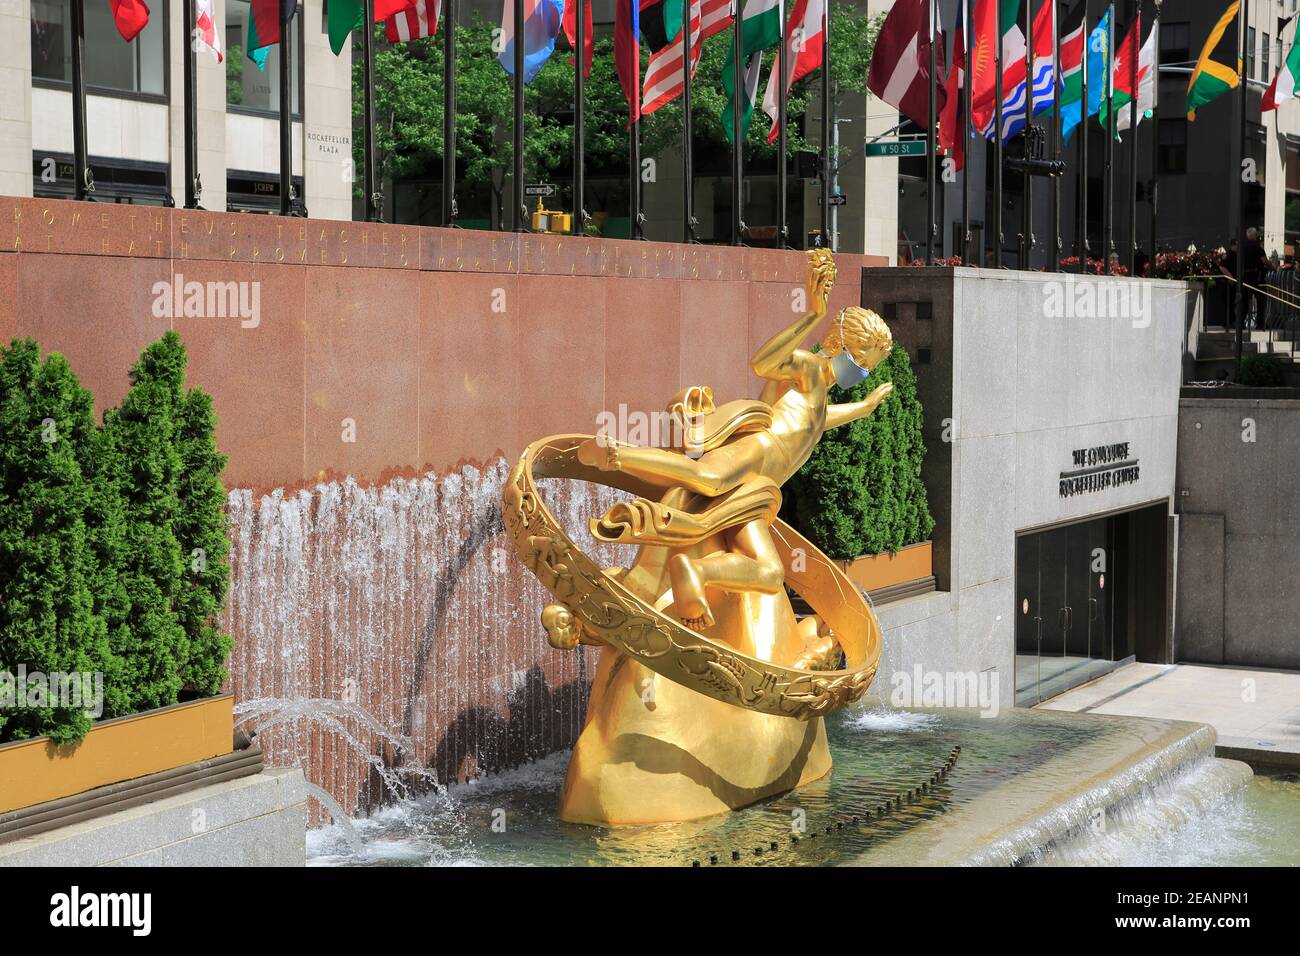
[760,0,825,144]
[194,0,222,63]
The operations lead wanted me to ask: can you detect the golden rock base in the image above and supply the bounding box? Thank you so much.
[558,579,832,826]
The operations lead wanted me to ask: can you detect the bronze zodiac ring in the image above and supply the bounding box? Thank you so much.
[502,435,883,720]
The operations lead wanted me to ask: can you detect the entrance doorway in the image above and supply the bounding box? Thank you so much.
[1014,502,1170,706]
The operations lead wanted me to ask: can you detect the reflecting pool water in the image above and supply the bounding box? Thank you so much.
[306,706,1300,867]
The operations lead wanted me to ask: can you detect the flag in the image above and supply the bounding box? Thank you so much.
[1062,7,1108,141]
[385,0,437,42]
[642,0,731,114]
[1263,29,1300,110]
[866,0,946,131]
[195,0,222,62]
[614,0,641,119]
[937,7,964,170]
[250,0,296,48]
[562,0,593,76]
[721,0,783,143]
[760,0,825,143]
[968,0,1001,131]
[982,0,1055,144]
[1105,18,1156,133]
[499,0,565,83]
[329,0,416,54]
[245,2,269,71]
[642,0,704,116]
[109,0,150,41]
[1098,13,1139,135]
[700,0,733,39]
[1052,1,1086,135]
[1187,2,1240,121]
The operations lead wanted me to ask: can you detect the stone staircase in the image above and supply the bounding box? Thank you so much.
[1189,326,1300,385]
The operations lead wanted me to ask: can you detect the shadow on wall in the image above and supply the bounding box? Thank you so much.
[365,662,593,809]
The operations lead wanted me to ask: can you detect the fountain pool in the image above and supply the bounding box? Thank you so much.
[306,707,1300,867]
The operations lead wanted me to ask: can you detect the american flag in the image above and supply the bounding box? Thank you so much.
[642,0,733,115]
[386,0,440,42]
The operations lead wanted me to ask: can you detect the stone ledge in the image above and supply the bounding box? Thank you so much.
[0,768,306,867]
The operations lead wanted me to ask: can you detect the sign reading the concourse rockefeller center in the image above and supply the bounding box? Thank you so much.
[1058,442,1141,498]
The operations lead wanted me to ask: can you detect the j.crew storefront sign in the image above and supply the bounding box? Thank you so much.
[1059,442,1141,498]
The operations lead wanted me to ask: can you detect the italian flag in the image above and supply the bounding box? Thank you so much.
[1263,35,1300,111]
[760,0,824,144]
[1187,1,1240,121]
[721,0,783,143]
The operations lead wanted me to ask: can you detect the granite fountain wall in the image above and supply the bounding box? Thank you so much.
[0,197,882,821]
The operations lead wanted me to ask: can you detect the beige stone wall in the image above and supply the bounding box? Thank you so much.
[0,0,33,198]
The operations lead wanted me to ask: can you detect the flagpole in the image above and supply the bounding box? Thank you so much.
[573,0,585,235]
[926,0,937,264]
[733,0,745,245]
[993,0,1003,267]
[1077,0,1088,272]
[1102,2,1114,273]
[279,3,293,215]
[820,0,830,246]
[70,0,91,201]
[363,0,381,221]
[962,0,971,262]
[1235,0,1248,366]
[1126,0,1137,271]
[444,0,458,227]
[777,0,788,248]
[1021,0,1034,269]
[513,0,525,230]
[683,0,696,242]
[1148,7,1158,263]
[1050,0,1061,271]
[183,0,200,207]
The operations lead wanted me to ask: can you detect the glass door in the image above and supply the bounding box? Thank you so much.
[1015,514,1123,705]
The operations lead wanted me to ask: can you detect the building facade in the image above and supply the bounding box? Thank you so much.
[1,0,352,218]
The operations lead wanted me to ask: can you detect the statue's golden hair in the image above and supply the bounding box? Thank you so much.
[822,306,893,370]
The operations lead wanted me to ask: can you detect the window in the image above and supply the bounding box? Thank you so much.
[1158,119,1187,174]
[1264,33,1271,80]
[1247,27,1256,80]
[225,0,302,115]
[31,0,166,96]
[1159,22,1190,65]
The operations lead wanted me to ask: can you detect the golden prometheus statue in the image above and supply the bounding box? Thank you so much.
[503,249,894,825]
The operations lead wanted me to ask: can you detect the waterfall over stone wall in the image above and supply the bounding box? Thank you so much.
[223,459,620,823]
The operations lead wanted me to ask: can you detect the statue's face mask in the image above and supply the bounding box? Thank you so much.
[829,311,872,390]
[831,349,870,390]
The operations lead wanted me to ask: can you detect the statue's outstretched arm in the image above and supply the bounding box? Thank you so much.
[824,383,893,430]
[750,250,835,383]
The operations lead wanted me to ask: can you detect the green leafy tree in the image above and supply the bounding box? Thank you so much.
[782,344,934,560]
[0,340,109,743]
[101,333,189,713]
[174,385,233,696]
[356,11,881,225]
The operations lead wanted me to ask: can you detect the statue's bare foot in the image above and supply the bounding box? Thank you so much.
[668,553,715,630]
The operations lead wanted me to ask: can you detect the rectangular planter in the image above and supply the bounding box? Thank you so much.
[836,540,933,594]
[0,694,233,815]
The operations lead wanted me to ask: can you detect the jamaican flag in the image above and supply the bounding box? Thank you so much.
[1187,1,1240,121]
